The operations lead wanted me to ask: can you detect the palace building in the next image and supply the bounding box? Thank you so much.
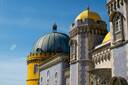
[26,0,128,85]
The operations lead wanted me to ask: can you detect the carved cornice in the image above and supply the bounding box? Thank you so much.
[70,24,107,38]
[111,40,128,49]
[70,59,92,66]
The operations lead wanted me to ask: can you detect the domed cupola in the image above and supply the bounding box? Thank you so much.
[70,7,108,47]
[75,8,101,22]
[32,24,70,53]
[70,8,107,31]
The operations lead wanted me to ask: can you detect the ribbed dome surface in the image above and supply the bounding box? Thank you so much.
[32,32,70,53]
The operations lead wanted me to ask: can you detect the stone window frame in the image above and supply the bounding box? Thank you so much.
[70,40,77,61]
[113,15,122,33]
[112,12,124,42]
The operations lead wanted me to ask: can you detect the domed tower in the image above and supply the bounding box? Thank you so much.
[26,24,70,85]
[69,8,107,85]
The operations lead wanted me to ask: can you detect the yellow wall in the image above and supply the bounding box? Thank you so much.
[27,80,39,85]
[26,53,48,85]
[27,62,40,85]
[26,54,41,85]
[27,63,39,79]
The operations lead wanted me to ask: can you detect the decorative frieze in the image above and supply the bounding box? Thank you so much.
[107,0,125,14]
[70,19,107,38]
[92,48,111,65]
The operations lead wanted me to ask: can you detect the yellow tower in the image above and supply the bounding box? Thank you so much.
[26,53,45,85]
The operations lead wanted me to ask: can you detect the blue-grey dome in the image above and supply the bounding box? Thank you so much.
[32,31,70,53]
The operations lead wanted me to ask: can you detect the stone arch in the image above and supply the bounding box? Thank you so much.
[110,11,125,22]
[110,76,128,85]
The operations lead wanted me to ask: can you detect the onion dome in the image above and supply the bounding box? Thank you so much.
[32,24,70,53]
[75,8,101,21]
[102,32,110,44]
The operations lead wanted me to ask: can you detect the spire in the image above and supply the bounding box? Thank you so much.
[87,6,90,11]
[52,23,57,32]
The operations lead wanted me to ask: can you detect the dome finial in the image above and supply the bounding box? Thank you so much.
[87,6,90,11]
[52,23,57,32]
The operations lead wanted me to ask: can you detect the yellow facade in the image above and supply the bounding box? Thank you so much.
[26,54,43,85]
[26,52,50,85]
[27,62,39,85]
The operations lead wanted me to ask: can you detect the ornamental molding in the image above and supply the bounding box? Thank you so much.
[69,24,107,38]
[92,47,111,64]
[111,40,128,49]
[106,0,126,6]
[70,59,92,66]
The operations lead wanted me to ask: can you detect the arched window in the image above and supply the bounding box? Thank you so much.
[40,77,43,85]
[113,15,121,33]
[34,64,38,74]
[101,79,107,85]
[112,12,124,42]
[54,72,58,85]
[55,72,58,78]
[47,70,50,85]
[47,70,50,78]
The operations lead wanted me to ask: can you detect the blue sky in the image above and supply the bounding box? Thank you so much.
[0,0,109,85]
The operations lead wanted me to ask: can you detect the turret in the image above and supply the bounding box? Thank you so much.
[69,8,107,85]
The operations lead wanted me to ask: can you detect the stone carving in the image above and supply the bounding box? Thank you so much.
[110,77,128,85]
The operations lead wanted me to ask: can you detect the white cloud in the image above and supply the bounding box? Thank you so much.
[10,44,17,51]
